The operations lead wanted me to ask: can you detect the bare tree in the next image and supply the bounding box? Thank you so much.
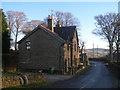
[58,11,80,27]
[6,11,15,38]
[53,11,64,25]
[92,13,119,61]
[63,12,74,26]
[112,19,120,63]
[79,40,85,54]
[44,10,80,27]
[6,10,27,50]
[22,20,45,35]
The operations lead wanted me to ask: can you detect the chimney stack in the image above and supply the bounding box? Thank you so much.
[47,15,54,32]
[56,20,61,27]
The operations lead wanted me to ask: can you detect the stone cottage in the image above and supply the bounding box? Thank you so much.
[18,15,80,74]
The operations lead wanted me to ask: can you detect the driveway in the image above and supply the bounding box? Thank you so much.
[44,74,72,83]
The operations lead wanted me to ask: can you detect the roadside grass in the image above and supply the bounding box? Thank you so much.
[75,67,86,75]
[75,64,91,76]
[1,71,36,77]
[0,72,2,77]
[8,81,52,88]
[2,72,18,77]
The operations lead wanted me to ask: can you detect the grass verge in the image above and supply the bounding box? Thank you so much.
[2,72,18,77]
[75,64,91,76]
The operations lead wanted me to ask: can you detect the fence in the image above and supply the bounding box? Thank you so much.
[2,53,18,72]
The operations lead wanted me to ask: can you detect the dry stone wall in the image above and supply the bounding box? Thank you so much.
[1,74,45,88]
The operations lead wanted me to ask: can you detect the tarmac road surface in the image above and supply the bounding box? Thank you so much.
[45,61,118,88]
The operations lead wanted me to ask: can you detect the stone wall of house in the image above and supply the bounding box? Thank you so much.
[63,43,71,74]
[72,31,80,67]
[18,28,64,73]
[1,74,45,88]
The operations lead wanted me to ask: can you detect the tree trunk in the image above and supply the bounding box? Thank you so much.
[14,28,18,50]
[116,42,120,63]
[109,42,113,62]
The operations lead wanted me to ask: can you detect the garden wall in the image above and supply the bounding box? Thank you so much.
[1,74,45,88]
[107,62,120,88]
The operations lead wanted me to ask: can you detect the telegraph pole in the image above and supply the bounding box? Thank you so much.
[97,45,98,58]
[93,43,94,58]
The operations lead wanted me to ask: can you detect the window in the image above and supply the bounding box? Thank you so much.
[74,44,76,51]
[67,44,69,50]
[26,40,30,50]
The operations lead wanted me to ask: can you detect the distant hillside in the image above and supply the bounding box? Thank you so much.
[87,48,109,51]
[86,48,109,58]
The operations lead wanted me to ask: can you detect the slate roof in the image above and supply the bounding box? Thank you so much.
[54,26,79,43]
[18,25,65,44]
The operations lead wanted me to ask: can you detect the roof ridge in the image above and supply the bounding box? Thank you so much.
[39,25,59,35]
[38,25,65,43]
[18,25,65,44]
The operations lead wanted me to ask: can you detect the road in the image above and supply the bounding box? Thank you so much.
[45,61,118,88]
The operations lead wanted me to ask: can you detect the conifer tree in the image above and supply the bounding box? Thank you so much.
[1,9,10,53]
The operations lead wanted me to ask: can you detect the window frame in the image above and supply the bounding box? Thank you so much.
[26,40,31,50]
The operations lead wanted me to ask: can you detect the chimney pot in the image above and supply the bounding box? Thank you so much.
[47,15,54,32]
[48,15,51,19]
[56,20,61,27]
